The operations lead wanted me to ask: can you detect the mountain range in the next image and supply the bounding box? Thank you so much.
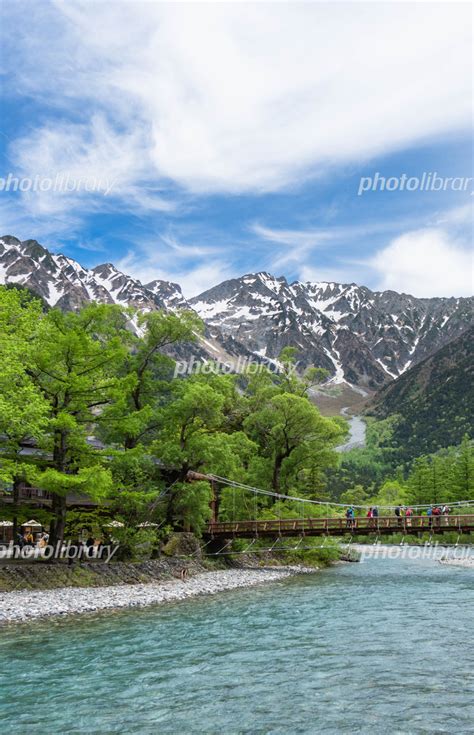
[368,325,473,460]
[1,235,473,390]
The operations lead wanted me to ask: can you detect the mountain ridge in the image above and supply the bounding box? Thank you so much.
[368,326,474,461]
[1,234,472,389]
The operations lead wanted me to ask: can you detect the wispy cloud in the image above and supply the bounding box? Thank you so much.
[159,233,225,260]
[2,2,471,202]
[8,115,175,217]
[368,228,473,298]
[254,203,473,296]
[0,2,471,298]
[116,249,235,299]
[113,231,236,298]
[251,223,336,270]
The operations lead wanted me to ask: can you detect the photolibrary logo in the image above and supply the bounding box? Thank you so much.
[173,356,299,379]
[357,172,473,196]
[358,541,474,563]
[0,172,116,196]
[0,541,119,563]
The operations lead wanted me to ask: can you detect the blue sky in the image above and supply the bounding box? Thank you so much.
[0,1,472,298]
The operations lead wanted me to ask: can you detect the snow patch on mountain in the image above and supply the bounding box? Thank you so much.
[1,236,472,389]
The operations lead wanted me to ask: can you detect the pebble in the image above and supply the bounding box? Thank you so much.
[0,566,316,624]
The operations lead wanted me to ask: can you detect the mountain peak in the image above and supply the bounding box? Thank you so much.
[0,235,22,250]
[1,239,472,390]
[0,237,187,312]
[191,272,473,387]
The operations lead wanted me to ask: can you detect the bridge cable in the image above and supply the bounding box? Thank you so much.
[207,473,474,513]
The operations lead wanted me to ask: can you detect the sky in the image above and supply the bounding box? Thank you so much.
[0,1,472,299]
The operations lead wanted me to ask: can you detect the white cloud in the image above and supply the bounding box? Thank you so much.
[297,264,360,286]
[159,234,225,260]
[251,218,426,276]
[369,228,473,298]
[251,223,335,270]
[3,2,471,199]
[1,1,472,299]
[253,204,473,295]
[252,224,332,249]
[0,197,82,246]
[9,115,174,216]
[112,230,235,297]
[115,244,235,299]
[430,202,474,227]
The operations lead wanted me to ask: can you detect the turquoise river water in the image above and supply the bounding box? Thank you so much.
[1,556,473,734]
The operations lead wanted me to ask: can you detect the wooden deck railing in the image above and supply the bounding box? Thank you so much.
[206,515,474,538]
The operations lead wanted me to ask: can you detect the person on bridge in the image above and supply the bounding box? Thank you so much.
[346,507,355,530]
[366,507,374,528]
[433,506,441,527]
[394,505,403,527]
[442,505,450,526]
[405,507,413,527]
[427,505,433,529]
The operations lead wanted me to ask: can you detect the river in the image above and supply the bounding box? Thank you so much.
[337,407,367,451]
[1,557,473,734]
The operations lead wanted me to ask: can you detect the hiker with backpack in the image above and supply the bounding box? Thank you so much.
[345,506,355,530]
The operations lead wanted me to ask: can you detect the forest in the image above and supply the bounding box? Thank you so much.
[1,285,472,557]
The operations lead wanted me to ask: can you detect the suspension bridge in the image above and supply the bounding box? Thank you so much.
[185,472,474,542]
[206,514,474,539]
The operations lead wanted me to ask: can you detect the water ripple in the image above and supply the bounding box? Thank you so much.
[1,558,473,734]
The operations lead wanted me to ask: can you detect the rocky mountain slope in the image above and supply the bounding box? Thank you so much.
[191,272,473,387]
[1,235,472,389]
[368,326,474,460]
[0,236,188,312]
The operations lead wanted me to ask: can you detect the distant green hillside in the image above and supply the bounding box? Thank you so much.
[368,326,473,463]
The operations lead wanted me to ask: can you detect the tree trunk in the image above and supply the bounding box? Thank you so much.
[124,436,137,450]
[50,493,67,547]
[210,480,219,523]
[50,429,68,547]
[164,468,188,527]
[272,454,284,493]
[12,476,20,539]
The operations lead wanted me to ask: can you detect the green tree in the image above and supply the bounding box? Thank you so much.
[276,347,329,397]
[153,376,258,530]
[102,446,166,528]
[340,485,370,508]
[0,287,49,534]
[451,435,474,501]
[244,393,343,493]
[101,310,203,450]
[28,304,129,543]
[374,480,410,508]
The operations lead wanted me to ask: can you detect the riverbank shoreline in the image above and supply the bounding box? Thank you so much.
[0,566,317,625]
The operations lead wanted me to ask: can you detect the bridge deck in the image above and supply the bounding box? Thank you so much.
[206,515,474,538]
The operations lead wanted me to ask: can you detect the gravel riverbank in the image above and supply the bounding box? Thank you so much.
[0,566,316,624]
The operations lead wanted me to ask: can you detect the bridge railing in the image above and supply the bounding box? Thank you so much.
[207,514,474,535]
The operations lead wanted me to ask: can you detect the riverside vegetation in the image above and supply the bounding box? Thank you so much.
[0,284,472,570]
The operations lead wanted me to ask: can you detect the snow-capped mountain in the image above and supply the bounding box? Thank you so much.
[1,235,472,388]
[190,272,473,387]
[0,236,188,312]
